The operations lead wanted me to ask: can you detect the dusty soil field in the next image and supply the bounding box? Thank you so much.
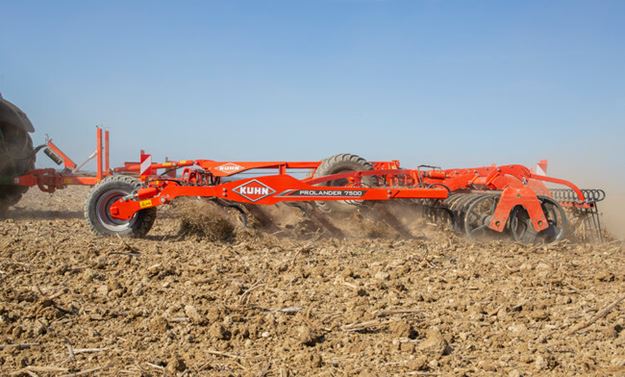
[1,187,624,376]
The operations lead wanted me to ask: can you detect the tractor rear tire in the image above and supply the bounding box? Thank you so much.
[0,125,35,212]
[85,175,157,237]
[313,153,373,213]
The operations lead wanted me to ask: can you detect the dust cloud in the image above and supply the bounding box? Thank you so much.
[603,193,625,240]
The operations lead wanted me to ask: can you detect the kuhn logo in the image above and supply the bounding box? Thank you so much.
[232,179,276,202]
[216,162,244,173]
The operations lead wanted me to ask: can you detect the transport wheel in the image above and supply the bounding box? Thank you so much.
[85,175,157,237]
[0,125,35,211]
[313,153,373,213]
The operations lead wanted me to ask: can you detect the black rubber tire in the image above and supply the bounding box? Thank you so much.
[85,175,157,237]
[0,126,35,210]
[312,153,373,213]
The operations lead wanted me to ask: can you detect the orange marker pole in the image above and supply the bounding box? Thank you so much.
[96,127,103,181]
[104,129,110,176]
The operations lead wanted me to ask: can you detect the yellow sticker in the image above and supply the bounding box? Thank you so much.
[139,200,153,209]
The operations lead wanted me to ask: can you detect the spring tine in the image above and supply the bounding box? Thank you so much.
[550,188,606,242]
[592,205,603,242]
[591,210,599,242]
[584,212,589,242]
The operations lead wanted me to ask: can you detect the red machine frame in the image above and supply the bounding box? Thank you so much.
[10,128,595,236]
[107,157,589,234]
[13,127,110,191]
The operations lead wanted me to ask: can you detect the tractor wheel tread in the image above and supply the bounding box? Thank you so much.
[0,129,35,210]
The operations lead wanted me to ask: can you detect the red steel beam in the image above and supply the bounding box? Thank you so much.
[46,140,77,170]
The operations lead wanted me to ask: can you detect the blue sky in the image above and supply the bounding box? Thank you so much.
[1,0,624,187]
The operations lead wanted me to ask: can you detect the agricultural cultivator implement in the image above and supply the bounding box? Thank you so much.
[86,153,606,243]
[0,97,607,243]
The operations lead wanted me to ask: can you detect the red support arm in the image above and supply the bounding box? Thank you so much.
[46,140,77,170]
